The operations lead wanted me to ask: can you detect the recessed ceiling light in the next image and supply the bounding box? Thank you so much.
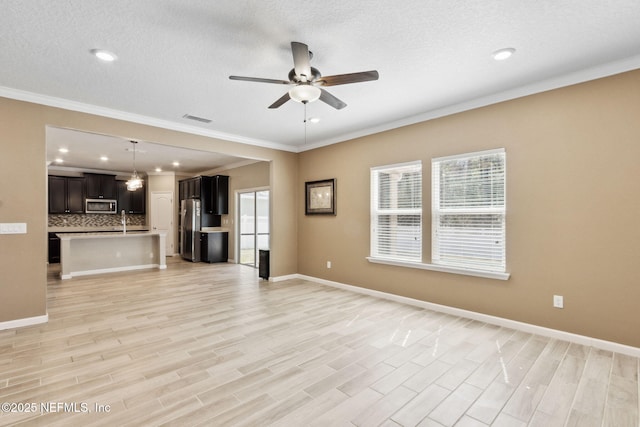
[55,158,64,164]
[492,48,515,61]
[172,161,180,167]
[155,167,162,172]
[308,117,320,124]
[100,156,108,161]
[90,49,117,62]
[58,148,69,153]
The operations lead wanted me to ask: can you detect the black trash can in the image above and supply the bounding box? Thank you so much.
[259,249,270,280]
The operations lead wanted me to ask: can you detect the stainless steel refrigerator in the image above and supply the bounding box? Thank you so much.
[180,199,201,262]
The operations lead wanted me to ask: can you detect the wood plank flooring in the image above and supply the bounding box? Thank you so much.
[0,258,638,426]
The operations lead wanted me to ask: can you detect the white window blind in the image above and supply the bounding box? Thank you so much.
[371,161,422,262]
[432,149,506,272]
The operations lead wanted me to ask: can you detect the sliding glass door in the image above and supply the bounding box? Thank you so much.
[239,190,269,266]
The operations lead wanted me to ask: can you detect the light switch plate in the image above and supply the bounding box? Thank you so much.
[0,223,27,234]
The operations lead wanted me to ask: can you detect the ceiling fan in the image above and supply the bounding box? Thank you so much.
[229,41,379,110]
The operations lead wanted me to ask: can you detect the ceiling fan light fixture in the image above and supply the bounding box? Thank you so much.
[289,84,321,103]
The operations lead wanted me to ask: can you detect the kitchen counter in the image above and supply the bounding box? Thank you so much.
[56,231,153,239]
[200,227,230,233]
[57,231,166,279]
[49,225,149,233]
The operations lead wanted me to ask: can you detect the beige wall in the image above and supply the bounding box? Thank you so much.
[0,99,47,322]
[219,161,270,261]
[147,173,176,193]
[298,69,640,347]
[0,98,298,324]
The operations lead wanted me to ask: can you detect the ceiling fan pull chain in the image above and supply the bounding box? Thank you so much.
[303,101,308,144]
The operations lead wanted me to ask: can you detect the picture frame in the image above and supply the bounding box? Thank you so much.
[305,179,336,215]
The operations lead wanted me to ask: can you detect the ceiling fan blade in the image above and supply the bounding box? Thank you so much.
[268,92,291,109]
[319,89,347,110]
[291,42,312,80]
[317,70,379,86]
[229,75,291,85]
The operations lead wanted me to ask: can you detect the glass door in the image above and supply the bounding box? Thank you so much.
[239,190,269,266]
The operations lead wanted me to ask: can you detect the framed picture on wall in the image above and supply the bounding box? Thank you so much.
[305,179,336,215]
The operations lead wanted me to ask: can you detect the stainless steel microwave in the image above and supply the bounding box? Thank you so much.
[85,199,117,214]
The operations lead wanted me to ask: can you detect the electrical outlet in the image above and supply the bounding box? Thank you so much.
[553,295,564,309]
[327,261,332,269]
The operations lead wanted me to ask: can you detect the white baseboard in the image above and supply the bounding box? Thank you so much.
[0,313,49,331]
[273,274,640,358]
[270,274,299,282]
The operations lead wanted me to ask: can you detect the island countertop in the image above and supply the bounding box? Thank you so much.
[49,225,149,233]
[56,231,164,240]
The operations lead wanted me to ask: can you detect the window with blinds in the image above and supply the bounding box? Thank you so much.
[432,149,506,272]
[371,161,422,262]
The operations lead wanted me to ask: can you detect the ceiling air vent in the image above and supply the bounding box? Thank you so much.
[182,114,212,124]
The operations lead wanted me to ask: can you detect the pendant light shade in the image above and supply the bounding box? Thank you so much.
[126,141,143,191]
[126,173,143,191]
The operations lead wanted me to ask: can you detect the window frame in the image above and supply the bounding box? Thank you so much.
[370,160,423,263]
[366,150,510,281]
[432,148,506,273]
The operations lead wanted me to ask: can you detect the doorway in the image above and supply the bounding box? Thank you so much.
[151,191,174,256]
[238,189,270,267]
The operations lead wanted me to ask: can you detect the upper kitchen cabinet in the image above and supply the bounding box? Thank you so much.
[211,175,229,215]
[48,176,85,214]
[179,175,228,214]
[179,177,201,200]
[116,180,146,214]
[85,173,116,199]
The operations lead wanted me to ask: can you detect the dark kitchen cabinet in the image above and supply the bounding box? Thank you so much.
[190,178,201,199]
[48,176,85,214]
[130,185,145,214]
[48,232,60,264]
[117,180,146,214]
[179,175,227,227]
[179,177,201,200]
[85,173,116,199]
[199,231,228,263]
[211,175,229,214]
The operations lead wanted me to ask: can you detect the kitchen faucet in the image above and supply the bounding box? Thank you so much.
[121,210,127,234]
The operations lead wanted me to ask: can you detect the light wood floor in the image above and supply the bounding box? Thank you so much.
[1,259,638,426]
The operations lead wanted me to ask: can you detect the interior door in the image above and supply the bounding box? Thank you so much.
[151,191,174,255]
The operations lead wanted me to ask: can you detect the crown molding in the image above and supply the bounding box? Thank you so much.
[4,52,640,154]
[0,87,298,153]
[299,53,640,151]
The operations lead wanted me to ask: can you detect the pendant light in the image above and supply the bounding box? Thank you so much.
[126,141,143,191]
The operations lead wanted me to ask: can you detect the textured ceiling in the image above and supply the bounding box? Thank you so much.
[3,0,640,163]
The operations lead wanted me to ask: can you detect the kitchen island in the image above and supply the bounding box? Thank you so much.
[57,231,166,279]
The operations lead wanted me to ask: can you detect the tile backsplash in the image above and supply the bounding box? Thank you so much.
[49,214,146,228]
